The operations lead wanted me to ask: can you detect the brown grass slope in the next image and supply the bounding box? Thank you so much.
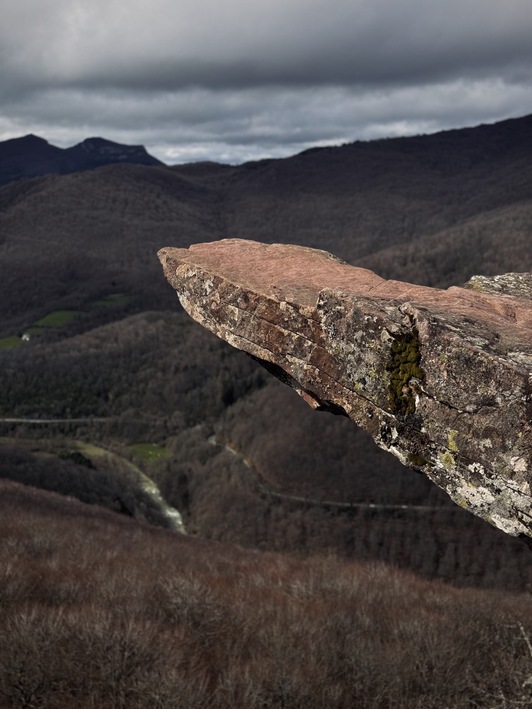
[1,478,531,709]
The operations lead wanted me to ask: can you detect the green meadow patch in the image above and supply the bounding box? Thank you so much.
[128,443,170,461]
[0,336,22,350]
[24,326,46,336]
[36,310,82,327]
[1,296,129,350]
[93,293,129,308]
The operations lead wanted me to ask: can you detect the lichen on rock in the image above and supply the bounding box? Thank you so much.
[159,238,532,541]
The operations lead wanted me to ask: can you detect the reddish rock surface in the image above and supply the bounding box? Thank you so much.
[159,239,532,540]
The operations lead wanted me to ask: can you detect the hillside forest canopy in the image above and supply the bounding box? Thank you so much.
[1,116,531,707]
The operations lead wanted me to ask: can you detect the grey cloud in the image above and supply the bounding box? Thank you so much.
[3,79,528,164]
[1,0,532,163]
[4,0,532,92]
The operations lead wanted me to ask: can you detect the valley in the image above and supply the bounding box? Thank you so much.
[0,305,529,590]
[0,116,531,705]
[1,118,531,588]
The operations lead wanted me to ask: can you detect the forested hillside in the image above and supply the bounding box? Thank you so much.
[1,309,529,589]
[0,115,531,593]
[2,115,532,335]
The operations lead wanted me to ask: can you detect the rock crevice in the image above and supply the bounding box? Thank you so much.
[159,239,532,539]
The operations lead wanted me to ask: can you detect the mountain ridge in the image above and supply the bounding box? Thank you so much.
[1,113,532,587]
[0,134,163,185]
[1,114,532,336]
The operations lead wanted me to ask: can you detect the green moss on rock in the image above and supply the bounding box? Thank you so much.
[387,328,424,415]
[407,453,429,467]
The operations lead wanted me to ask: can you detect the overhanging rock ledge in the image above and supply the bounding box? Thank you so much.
[158,239,532,540]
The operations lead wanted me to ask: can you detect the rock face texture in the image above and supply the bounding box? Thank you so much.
[159,239,532,540]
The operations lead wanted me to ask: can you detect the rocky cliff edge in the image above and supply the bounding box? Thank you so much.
[159,239,532,540]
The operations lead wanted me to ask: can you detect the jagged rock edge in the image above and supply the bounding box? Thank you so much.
[161,245,531,540]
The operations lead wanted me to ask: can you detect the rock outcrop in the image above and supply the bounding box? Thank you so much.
[158,239,532,540]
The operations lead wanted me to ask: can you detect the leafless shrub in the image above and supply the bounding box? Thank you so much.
[0,480,531,708]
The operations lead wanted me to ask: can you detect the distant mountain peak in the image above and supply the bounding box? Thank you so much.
[0,133,56,155]
[75,136,142,150]
[68,136,161,163]
[18,133,50,144]
[0,134,164,186]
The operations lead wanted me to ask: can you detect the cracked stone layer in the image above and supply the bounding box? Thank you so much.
[159,239,532,540]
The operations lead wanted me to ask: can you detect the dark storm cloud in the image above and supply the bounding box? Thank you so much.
[2,0,532,162]
[5,0,532,90]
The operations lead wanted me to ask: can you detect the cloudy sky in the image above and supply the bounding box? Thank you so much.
[2,0,532,164]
